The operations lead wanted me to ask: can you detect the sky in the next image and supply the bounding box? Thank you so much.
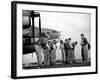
[23,10,91,64]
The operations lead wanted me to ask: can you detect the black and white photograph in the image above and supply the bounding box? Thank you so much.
[22,10,91,69]
[11,1,97,79]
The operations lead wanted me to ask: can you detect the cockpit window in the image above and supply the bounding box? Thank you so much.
[47,32,50,34]
[52,30,56,33]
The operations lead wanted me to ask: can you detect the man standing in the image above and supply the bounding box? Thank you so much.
[67,38,74,64]
[80,34,89,63]
[60,40,66,64]
[39,33,50,66]
[52,40,57,65]
[64,39,69,64]
[35,40,43,67]
[71,41,78,63]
